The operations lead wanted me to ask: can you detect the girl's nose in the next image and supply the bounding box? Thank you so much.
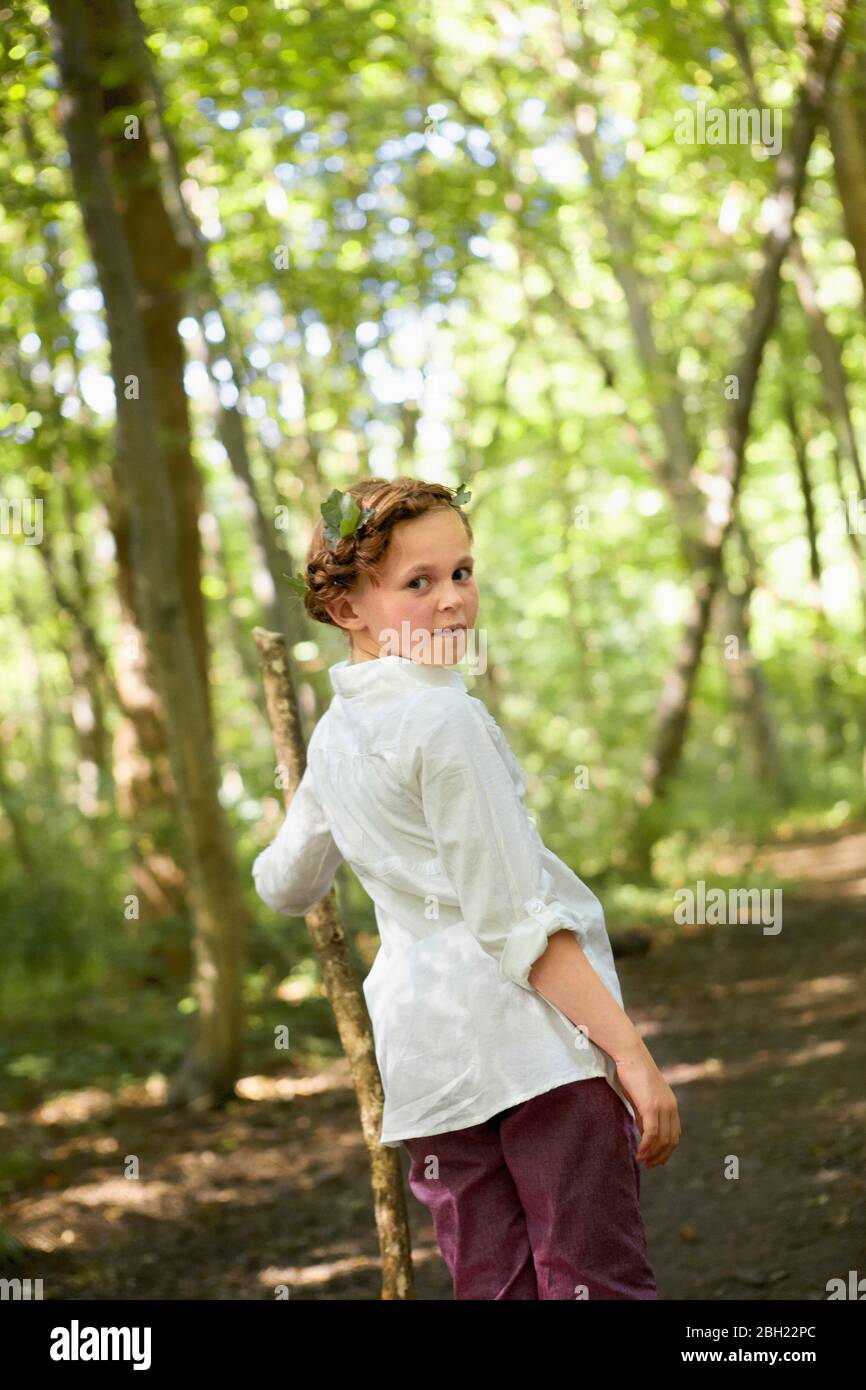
[438,580,463,607]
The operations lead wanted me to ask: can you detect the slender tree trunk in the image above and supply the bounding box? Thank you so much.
[12,592,60,799]
[35,503,110,782]
[58,467,111,784]
[49,0,253,1106]
[788,238,866,629]
[826,48,866,299]
[0,734,35,876]
[783,388,844,743]
[790,238,866,499]
[207,508,265,704]
[716,519,793,802]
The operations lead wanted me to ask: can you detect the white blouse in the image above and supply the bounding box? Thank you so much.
[252,653,635,1147]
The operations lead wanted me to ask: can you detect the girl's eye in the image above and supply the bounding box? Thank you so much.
[407,566,473,591]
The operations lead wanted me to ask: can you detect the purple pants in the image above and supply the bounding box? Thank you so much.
[402,1076,659,1300]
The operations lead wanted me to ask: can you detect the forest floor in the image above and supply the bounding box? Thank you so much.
[3,821,865,1300]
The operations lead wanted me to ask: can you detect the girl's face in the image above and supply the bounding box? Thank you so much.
[325,507,479,665]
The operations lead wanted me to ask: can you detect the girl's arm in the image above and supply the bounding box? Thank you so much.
[252,764,343,916]
[528,928,644,1061]
[530,927,680,1167]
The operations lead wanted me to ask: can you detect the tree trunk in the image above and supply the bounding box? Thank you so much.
[826,48,866,299]
[784,394,854,755]
[35,501,110,785]
[788,237,866,635]
[0,734,35,876]
[715,517,793,802]
[49,0,253,1106]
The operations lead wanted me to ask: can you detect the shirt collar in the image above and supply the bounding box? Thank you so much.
[329,653,467,698]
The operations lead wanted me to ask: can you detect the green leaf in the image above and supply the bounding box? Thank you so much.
[320,489,374,546]
[320,488,348,546]
[283,572,307,597]
[338,490,362,537]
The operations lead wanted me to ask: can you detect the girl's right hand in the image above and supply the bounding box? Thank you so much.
[614,1042,681,1167]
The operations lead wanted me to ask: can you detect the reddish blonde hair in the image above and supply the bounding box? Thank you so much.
[299,476,473,629]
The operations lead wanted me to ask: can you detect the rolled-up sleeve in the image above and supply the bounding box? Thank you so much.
[252,764,343,916]
[412,691,590,993]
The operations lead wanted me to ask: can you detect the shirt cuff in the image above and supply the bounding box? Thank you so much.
[498,898,587,992]
[252,847,300,916]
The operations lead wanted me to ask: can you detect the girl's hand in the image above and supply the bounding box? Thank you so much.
[614,1041,681,1168]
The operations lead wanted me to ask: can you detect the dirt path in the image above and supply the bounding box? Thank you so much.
[4,825,865,1300]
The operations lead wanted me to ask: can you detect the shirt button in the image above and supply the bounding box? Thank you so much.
[527,898,544,913]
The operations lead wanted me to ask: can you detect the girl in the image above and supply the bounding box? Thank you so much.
[253,476,679,1300]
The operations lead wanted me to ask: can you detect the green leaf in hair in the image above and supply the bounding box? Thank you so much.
[283,572,308,597]
[320,488,375,549]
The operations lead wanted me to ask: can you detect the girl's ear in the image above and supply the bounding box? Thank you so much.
[325,595,362,632]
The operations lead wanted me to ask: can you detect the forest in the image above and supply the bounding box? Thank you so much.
[0,0,864,1310]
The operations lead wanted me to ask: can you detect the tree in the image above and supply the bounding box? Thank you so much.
[48,0,252,1105]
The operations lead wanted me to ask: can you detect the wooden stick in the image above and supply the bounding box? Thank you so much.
[252,628,415,1299]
